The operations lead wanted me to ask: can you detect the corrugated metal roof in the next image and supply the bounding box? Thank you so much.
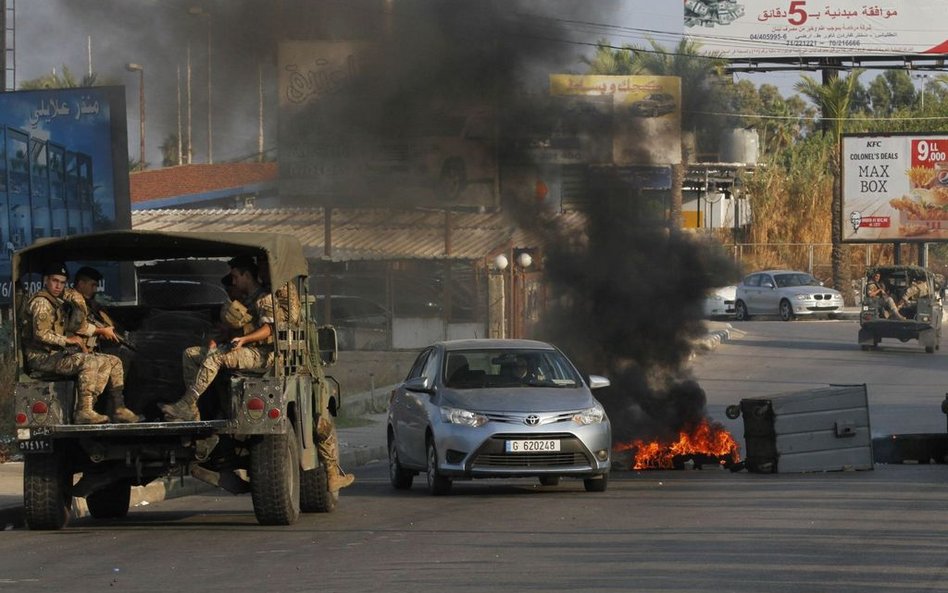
[132,208,585,262]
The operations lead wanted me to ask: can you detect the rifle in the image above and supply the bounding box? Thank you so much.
[87,315,138,352]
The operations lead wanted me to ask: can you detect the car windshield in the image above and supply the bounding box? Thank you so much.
[774,273,819,288]
[443,348,581,389]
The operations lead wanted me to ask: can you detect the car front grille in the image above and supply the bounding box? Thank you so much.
[483,411,576,426]
[473,452,586,467]
[812,294,836,300]
[469,433,593,470]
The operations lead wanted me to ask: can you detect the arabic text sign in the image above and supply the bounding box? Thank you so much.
[0,87,131,303]
[685,1,948,58]
[842,134,948,243]
[549,75,682,166]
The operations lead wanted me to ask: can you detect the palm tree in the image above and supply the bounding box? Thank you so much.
[585,39,726,227]
[19,66,99,90]
[794,70,863,303]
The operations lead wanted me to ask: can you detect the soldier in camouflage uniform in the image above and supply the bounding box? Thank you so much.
[257,256,355,493]
[162,257,274,422]
[23,263,139,424]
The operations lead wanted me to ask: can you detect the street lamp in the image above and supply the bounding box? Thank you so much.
[189,6,213,163]
[913,73,930,110]
[125,63,145,171]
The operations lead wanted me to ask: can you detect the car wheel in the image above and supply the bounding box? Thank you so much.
[538,476,560,487]
[584,473,608,493]
[426,439,452,496]
[779,299,794,322]
[388,437,414,490]
[734,300,750,321]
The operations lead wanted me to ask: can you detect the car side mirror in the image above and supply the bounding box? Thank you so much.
[314,324,338,366]
[588,375,610,390]
[405,376,434,394]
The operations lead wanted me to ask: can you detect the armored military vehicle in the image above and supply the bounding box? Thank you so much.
[13,230,340,529]
[858,265,944,353]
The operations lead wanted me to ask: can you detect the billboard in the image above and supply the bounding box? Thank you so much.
[0,86,130,303]
[278,41,498,209]
[548,75,681,166]
[842,133,948,243]
[684,0,948,58]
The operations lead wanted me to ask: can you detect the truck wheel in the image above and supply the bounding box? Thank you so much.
[250,433,301,525]
[24,450,72,530]
[300,465,337,513]
[86,480,132,519]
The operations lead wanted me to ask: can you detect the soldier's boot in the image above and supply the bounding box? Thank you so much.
[159,390,201,422]
[108,389,140,424]
[327,466,355,492]
[74,394,108,425]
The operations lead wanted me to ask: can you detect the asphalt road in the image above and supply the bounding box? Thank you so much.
[3,318,948,593]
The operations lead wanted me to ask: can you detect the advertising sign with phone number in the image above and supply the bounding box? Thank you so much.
[683,0,948,58]
[842,133,948,243]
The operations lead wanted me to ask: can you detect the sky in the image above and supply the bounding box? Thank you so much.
[11,0,865,169]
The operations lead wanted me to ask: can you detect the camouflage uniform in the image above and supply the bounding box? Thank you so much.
[185,287,275,399]
[24,290,126,424]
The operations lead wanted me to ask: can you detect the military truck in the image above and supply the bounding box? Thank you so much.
[858,265,944,353]
[13,230,341,529]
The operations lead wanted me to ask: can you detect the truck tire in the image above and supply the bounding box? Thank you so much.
[250,433,301,525]
[300,465,337,513]
[86,480,132,519]
[24,450,72,530]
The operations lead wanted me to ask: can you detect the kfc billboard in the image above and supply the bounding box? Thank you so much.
[842,133,948,243]
[685,1,948,58]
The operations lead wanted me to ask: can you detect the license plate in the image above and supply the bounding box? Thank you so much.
[505,439,560,453]
[17,438,53,453]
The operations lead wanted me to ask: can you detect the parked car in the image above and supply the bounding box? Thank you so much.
[387,339,612,495]
[704,285,736,318]
[734,270,843,321]
[857,265,944,353]
[628,92,676,117]
[315,295,390,350]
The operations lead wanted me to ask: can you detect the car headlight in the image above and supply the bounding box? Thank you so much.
[795,294,810,300]
[573,403,606,425]
[440,406,488,428]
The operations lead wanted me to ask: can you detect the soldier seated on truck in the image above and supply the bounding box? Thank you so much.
[866,272,905,320]
[898,279,929,310]
[23,262,139,424]
[162,256,272,422]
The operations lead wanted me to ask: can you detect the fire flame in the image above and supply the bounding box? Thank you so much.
[615,418,741,470]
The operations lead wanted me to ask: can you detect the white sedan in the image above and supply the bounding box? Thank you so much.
[703,285,736,318]
[734,270,843,321]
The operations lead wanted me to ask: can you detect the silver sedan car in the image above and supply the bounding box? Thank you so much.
[387,339,612,495]
[734,269,843,321]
